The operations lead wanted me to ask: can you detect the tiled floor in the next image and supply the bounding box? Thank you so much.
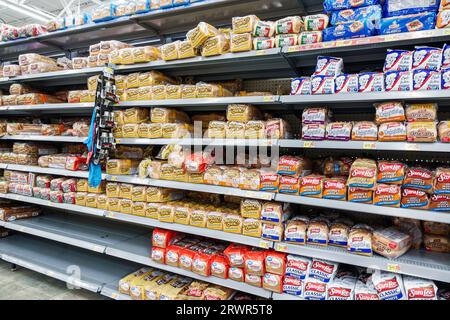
[0,260,108,300]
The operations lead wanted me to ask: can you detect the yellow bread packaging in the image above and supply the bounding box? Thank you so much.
[75,192,87,206]
[178,40,198,59]
[85,193,98,208]
[132,46,160,63]
[119,267,152,294]
[138,86,152,100]
[107,197,120,212]
[145,203,161,219]
[158,203,176,223]
[190,207,208,228]
[174,204,193,225]
[240,199,262,219]
[180,85,197,99]
[138,123,163,139]
[160,41,180,61]
[76,179,88,192]
[123,108,149,124]
[106,159,140,175]
[166,85,182,99]
[186,22,219,48]
[119,199,133,215]
[227,104,261,122]
[206,210,225,230]
[232,15,260,34]
[201,34,230,57]
[230,33,253,52]
[243,218,262,237]
[122,124,139,138]
[97,195,108,210]
[207,121,226,138]
[131,185,147,202]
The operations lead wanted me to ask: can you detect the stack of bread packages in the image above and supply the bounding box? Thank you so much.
[18,54,61,76]
[230,15,260,52]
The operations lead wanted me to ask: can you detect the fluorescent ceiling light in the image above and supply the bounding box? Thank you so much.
[0,0,53,22]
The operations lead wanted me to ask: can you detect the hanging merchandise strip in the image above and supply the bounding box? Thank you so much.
[86,66,117,187]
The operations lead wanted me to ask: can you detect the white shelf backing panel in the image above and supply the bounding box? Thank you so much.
[100,283,133,300]
[0,234,142,293]
[1,103,95,115]
[116,96,280,107]
[105,235,272,298]
[281,90,450,106]
[5,164,91,179]
[106,175,275,201]
[274,242,450,283]
[275,194,450,224]
[279,140,450,153]
[104,210,273,249]
[0,136,85,143]
[0,194,105,218]
[4,211,151,253]
[116,138,278,147]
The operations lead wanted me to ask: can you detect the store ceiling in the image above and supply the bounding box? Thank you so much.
[0,0,101,26]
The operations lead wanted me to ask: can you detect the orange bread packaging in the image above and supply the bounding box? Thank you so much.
[433,167,450,195]
[348,187,373,203]
[374,101,405,124]
[403,167,434,193]
[322,177,347,201]
[278,175,300,194]
[430,194,450,211]
[299,175,323,198]
[377,161,406,185]
[276,155,311,176]
[373,184,401,207]
[401,188,430,210]
[259,170,279,192]
[347,158,377,190]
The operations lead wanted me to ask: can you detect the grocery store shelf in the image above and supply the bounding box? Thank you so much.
[100,283,133,300]
[1,103,94,115]
[278,140,450,153]
[272,293,303,300]
[104,210,273,249]
[4,212,150,254]
[116,138,278,147]
[0,135,85,143]
[5,164,91,179]
[0,234,141,293]
[105,235,272,298]
[275,194,450,224]
[106,175,275,201]
[117,96,280,107]
[281,90,450,106]
[274,242,450,284]
[0,193,105,218]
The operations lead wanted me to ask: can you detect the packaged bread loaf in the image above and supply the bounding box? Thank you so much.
[326,122,352,141]
[225,121,245,138]
[405,103,438,122]
[375,102,405,124]
[347,158,377,189]
[372,227,412,259]
[18,53,56,66]
[139,71,175,86]
[323,177,347,200]
[352,121,378,141]
[180,85,197,99]
[132,46,160,63]
[253,20,275,38]
[232,15,260,34]
[106,159,139,175]
[404,167,434,192]
[178,40,198,59]
[227,104,260,122]
[275,34,298,48]
[201,35,230,57]
[126,73,140,89]
[186,22,219,48]
[307,218,329,246]
[266,119,291,139]
[137,86,152,100]
[373,184,401,207]
[377,161,405,184]
[245,121,266,139]
[433,167,450,195]
[151,85,167,100]
[378,122,407,142]
[221,167,241,188]
[9,84,32,95]
[302,123,325,140]
[406,122,437,142]
[2,65,21,77]
[304,14,329,31]
[275,16,303,34]
[401,188,430,209]
[423,234,450,253]
[438,121,450,142]
[123,108,149,124]
[230,33,253,52]
[72,57,88,69]
[253,37,275,50]
[347,224,373,256]
[196,82,231,98]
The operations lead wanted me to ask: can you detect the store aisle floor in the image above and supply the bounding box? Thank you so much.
[0,261,107,300]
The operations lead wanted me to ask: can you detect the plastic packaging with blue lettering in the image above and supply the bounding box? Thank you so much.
[335,74,359,93]
[383,0,439,17]
[442,44,450,69]
[413,46,442,71]
[291,77,312,95]
[383,49,413,72]
[311,75,336,95]
[413,70,441,91]
[358,72,385,92]
[384,71,413,91]
[441,68,450,90]
[323,19,377,42]
[379,12,436,35]
[330,5,382,25]
[314,56,344,76]
[324,0,380,12]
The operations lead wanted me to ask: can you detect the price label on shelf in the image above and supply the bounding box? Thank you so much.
[363,142,376,150]
[243,190,271,200]
[263,96,276,102]
[110,176,118,182]
[406,143,419,151]
[93,245,104,253]
[105,211,115,218]
[387,263,400,273]
[303,141,315,148]
[115,139,122,144]
[287,46,299,53]
[274,243,288,252]
[258,240,271,249]
[256,50,267,56]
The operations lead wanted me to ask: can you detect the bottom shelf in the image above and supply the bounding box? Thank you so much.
[0,234,141,296]
[100,283,133,300]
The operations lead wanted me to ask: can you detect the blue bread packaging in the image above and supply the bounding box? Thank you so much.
[441,68,450,90]
[358,72,385,92]
[330,5,382,25]
[314,56,344,76]
[385,71,413,91]
[335,74,359,93]
[291,77,312,95]
[442,44,450,69]
[379,12,436,35]
[413,46,442,71]
[323,19,377,42]
[324,0,380,13]
[383,0,440,17]
[311,75,336,95]
[383,49,413,72]
[413,70,441,91]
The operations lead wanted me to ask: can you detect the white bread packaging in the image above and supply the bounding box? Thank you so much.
[403,276,438,300]
[371,271,406,300]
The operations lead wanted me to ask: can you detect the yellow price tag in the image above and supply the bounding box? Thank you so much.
[256,50,267,56]
[303,141,314,148]
[275,243,288,252]
[115,139,122,144]
[105,67,114,74]
[287,46,298,53]
[111,293,118,299]
[387,263,400,273]
[363,142,376,150]
[258,240,271,249]
[263,96,275,102]
[110,176,118,182]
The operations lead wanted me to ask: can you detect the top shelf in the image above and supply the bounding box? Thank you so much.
[0,0,305,61]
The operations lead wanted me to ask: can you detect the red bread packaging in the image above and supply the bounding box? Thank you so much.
[430,194,450,211]
[224,243,250,268]
[278,175,300,194]
[403,167,434,193]
[377,161,406,185]
[401,188,430,210]
[265,250,286,276]
[211,254,229,279]
[228,267,245,282]
[151,246,166,264]
[323,177,347,201]
[277,155,311,176]
[259,170,279,192]
[244,250,266,276]
[299,175,323,198]
[348,187,373,203]
[263,273,283,293]
[373,184,401,207]
[192,250,215,277]
[152,228,178,249]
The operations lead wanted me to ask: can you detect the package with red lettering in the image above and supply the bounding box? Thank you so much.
[63,192,76,204]
[373,184,401,207]
[265,251,286,276]
[354,278,379,300]
[211,254,229,279]
[371,271,406,300]
[61,178,77,193]
[285,255,311,280]
[323,177,347,200]
[401,188,429,209]
[304,278,327,300]
[259,169,279,192]
[348,187,373,203]
[283,276,304,297]
[192,250,215,277]
[302,123,326,140]
[50,177,67,191]
[228,267,245,282]
[152,228,179,249]
[307,218,329,246]
[150,246,166,264]
[50,190,64,203]
[278,175,300,194]
[377,161,406,184]
[327,276,357,300]
[179,246,201,271]
[276,156,311,176]
[433,167,450,195]
[224,243,250,268]
[165,244,183,267]
[403,276,437,300]
[403,167,434,193]
[263,273,283,293]
[430,194,450,211]
[347,158,377,189]
[308,259,338,283]
[244,249,266,276]
[302,107,330,124]
[300,175,323,198]
[245,274,262,287]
